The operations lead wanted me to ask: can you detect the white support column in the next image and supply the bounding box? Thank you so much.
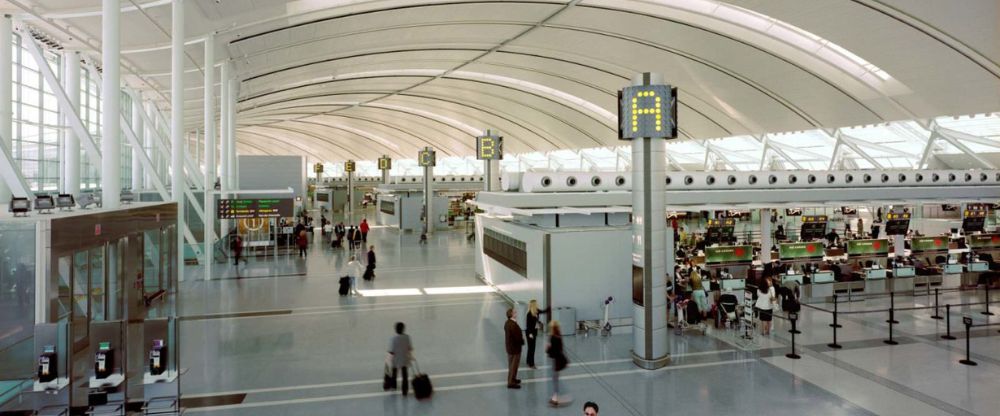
[131,91,144,191]
[760,210,773,263]
[228,77,238,189]
[423,164,432,234]
[0,14,13,202]
[204,33,216,276]
[63,51,81,195]
[220,62,230,195]
[101,0,121,208]
[171,0,186,275]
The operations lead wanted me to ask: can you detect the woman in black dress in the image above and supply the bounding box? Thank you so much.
[525,299,550,369]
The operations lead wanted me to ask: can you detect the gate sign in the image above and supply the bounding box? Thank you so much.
[378,156,392,171]
[418,148,436,167]
[618,84,677,140]
[344,160,356,173]
[476,134,503,160]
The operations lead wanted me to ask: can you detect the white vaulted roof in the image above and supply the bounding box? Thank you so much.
[9,0,1000,164]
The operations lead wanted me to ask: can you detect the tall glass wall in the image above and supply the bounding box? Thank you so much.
[0,223,36,401]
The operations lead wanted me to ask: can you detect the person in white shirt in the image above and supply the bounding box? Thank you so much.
[345,255,363,295]
[755,276,776,335]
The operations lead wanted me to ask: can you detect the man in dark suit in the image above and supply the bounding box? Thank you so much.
[504,308,524,389]
[364,245,376,280]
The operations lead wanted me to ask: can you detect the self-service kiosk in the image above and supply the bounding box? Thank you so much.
[94,342,114,380]
[149,339,166,376]
[38,345,57,383]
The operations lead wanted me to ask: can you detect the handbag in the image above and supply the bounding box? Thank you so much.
[382,355,396,391]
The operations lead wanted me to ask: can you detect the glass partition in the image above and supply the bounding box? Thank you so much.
[89,246,105,322]
[0,222,37,408]
[72,250,89,347]
[143,229,161,294]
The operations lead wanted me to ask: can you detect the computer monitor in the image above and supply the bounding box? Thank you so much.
[77,193,97,209]
[799,221,827,241]
[785,208,802,216]
[56,194,75,210]
[35,195,55,213]
[9,197,30,216]
[885,219,909,236]
[120,190,135,204]
[962,217,985,233]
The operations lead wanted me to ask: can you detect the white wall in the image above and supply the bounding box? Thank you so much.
[476,216,545,306]
[238,155,305,200]
[549,227,632,321]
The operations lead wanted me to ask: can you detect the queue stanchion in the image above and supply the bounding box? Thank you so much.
[941,304,957,340]
[886,292,899,324]
[884,305,898,345]
[930,288,943,320]
[786,312,801,360]
[983,284,994,316]
[958,316,977,366]
[829,294,843,328]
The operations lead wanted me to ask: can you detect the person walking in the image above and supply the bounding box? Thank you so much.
[230,234,244,266]
[360,218,370,243]
[546,320,568,407]
[690,267,708,319]
[756,276,776,335]
[387,322,413,396]
[364,245,377,280]
[525,300,549,369]
[297,229,308,257]
[346,255,363,295]
[335,221,346,243]
[504,308,524,389]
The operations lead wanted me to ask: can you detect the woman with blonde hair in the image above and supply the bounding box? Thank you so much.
[545,320,569,407]
[525,299,550,369]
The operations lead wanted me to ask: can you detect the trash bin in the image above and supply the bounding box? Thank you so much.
[552,307,577,336]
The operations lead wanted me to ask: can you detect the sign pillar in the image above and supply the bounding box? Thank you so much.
[476,130,503,192]
[620,73,676,369]
[418,147,436,235]
[761,211,773,263]
[378,156,392,185]
[344,160,355,220]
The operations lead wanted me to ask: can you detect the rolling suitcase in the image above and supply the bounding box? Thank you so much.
[411,360,432,400]
[363,266,375,281]
[338,276,350,296]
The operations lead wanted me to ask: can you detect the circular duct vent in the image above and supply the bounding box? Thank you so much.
[665,176,671,186]
[706,176,716,185]
[566,176,577,186]
[616,176,627,186]
[541,176,552,187]
[684,175,694,185]
[768,175,777,184]
[845,174,854,183]
[881,173,890,183]
[863,174,872,183]
[728,175,737,185]
[807,174,816,184]
[748,175,758,185]
[948,173,957,182]
[931,173,940,182]
[827,174,836,184]
[898,174,907,183]
[788,175,798,184]
[964,173,973,182]
[591,176,602,187]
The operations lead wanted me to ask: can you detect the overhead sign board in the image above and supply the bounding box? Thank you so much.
[847,239,890,256]
[217,199,293,219]
[313,163,324,173]
[378,156,392,171]
[910,236,948,252]
[967,234,1000,249]
[779,242,824,260]
[476,134,503,160]
[618,84,677,140]
[418,148,436,167]
[705,245,753,264]
[344,160,356,173]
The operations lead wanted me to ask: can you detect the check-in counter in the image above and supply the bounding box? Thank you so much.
[834,280,866,297]
[865,267,887,293]
[721,278,746,291]
[780,273,803,285]
[967,261,989,272]
[943,263,964,274]
[805,271,835,300]
[891,266,916,292]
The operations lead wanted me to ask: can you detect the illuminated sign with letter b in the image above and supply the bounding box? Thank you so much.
[476,134,503,160]
[618,84,677,140]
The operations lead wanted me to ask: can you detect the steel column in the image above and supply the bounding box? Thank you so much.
[101,0,121,208]
[0,15,12,201]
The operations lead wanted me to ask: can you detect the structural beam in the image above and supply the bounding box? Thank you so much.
[204,32,217,274]
[172,0,187,274]
[102,0,122,208]
[0,14,12,202]
[934,127,998,169]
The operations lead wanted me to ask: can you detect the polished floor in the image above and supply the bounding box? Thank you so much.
[176,216,1000,415]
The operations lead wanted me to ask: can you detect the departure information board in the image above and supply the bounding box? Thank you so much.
[476,134,503,160]
[378,156,392,171]
[618,84,677,140]
[418,148,436,167]
[217,199,293,219]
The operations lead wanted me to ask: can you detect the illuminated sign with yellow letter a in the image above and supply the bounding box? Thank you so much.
[618,84,677,140]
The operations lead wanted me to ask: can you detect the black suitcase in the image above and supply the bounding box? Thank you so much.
[411,361,432,400]
[338,277,350,296]
[363,266,375,281]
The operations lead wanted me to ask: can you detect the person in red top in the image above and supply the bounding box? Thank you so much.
[297,230,308,257]
[360,218,370,243]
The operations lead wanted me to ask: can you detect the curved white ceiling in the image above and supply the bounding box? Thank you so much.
[14,0,1000,164]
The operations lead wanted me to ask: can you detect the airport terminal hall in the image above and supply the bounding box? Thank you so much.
[3,0,1000,415]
